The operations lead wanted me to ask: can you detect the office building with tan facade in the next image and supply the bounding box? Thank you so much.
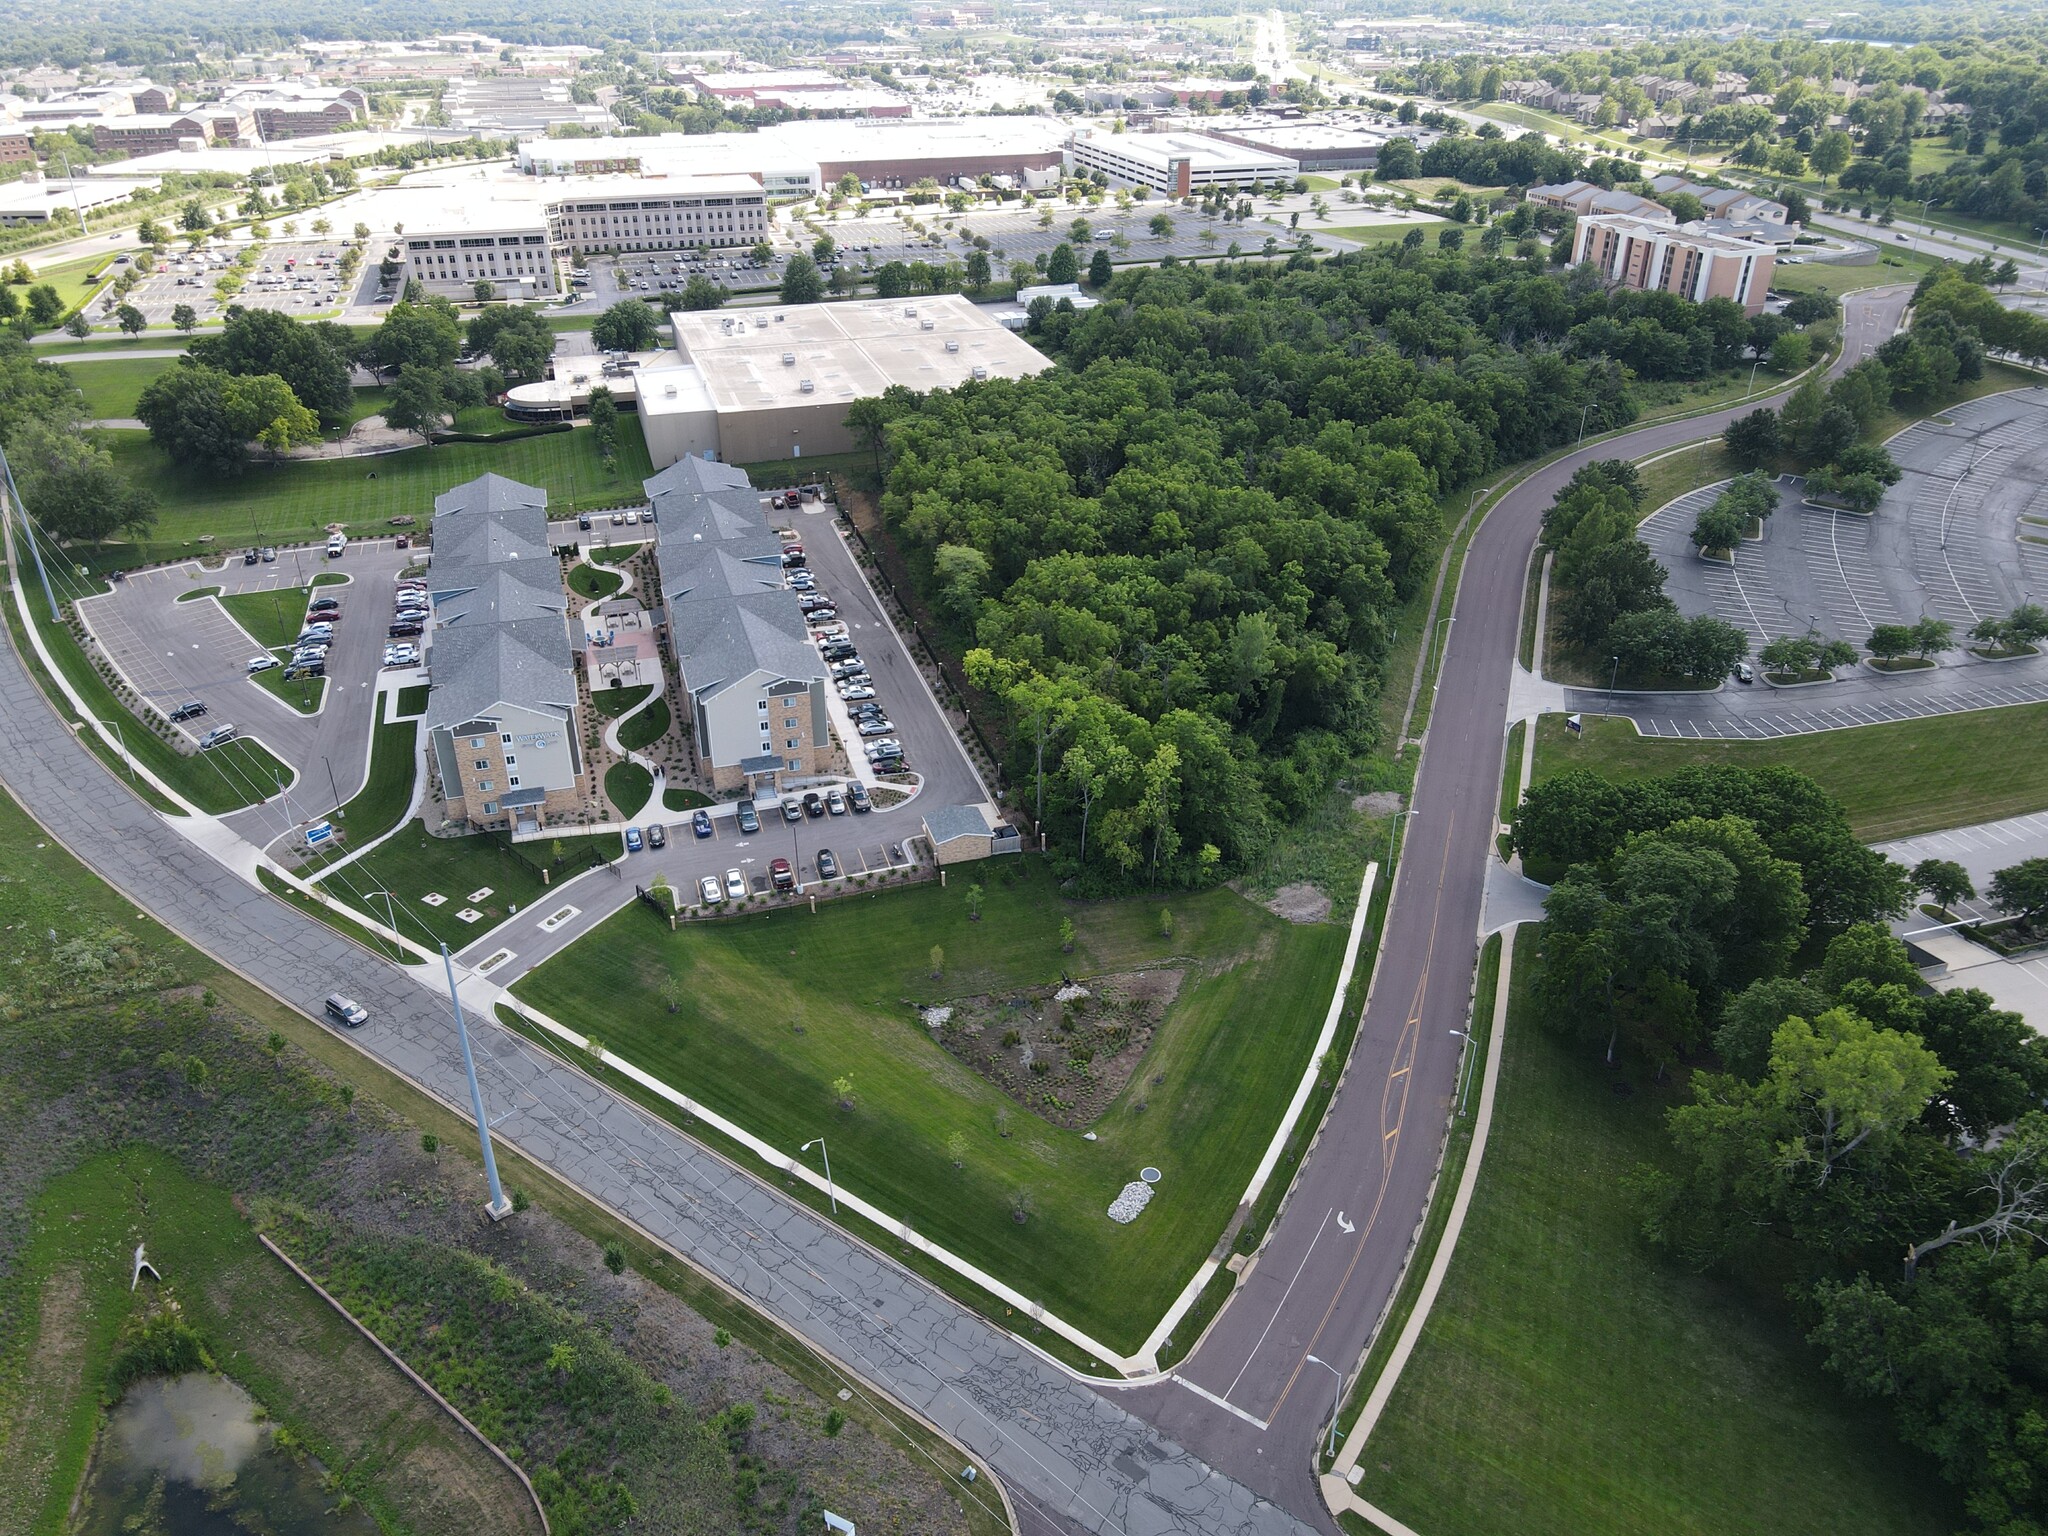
[1571,212,1775,315]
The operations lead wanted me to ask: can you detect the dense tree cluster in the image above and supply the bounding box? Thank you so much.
[0,333,155,544]
[859,248,1743,885]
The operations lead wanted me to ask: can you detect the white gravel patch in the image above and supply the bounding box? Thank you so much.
[920,1005,953,1029]
[1055,983,1090,1003]
[1107,1182,1153,1224]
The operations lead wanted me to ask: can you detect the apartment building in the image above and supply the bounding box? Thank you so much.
[1525,180,1675,221]
[220,85,367,139]
[423,474,585,834]
[1572,212,1775,314]
[1647,175,1791,227]
[646,456,830,795]
[92,112,212,157]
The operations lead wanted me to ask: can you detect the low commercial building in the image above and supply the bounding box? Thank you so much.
[396,193,556,298]
[1572,212,1775,315]
[640,293,1051,467]
[1193,116,1414,174]
[219,85,368,140]
[647,456,830,795]
[443,77,614,135]
[547,173,769,256]
[516,117,1067,197]
[423,474,586,834]
[92,112,213,157]
[1064,128,1296,193]
[0,173,156,226]
[923,802,1021,865]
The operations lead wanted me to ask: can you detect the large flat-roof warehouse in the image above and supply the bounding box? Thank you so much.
[631,294,1051,466]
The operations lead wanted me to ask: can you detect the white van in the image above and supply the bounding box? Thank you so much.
[326,534,347,558]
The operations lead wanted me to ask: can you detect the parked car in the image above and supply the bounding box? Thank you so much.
[247,655,279,673]
[283,662,324,681]
[611,510,626,526]
[648,822,666,849]
[806,607,840,624]
[388,621,424,639]
[770,857,795,891]
[626,826,644,852]
[168,699,208,722]
[803,792,825,819]
[736,799,760,833]
[830,659,866,678]
[724,867,746,899]
[325,535,346,558]
[324,994,369,1028]
[199,724,239,749]
[1734,661,1754,684]
[261,547,277,563]
[826,788,846,816]
[782,797,804,824]
[857,718,894,736]
[849,782,871,813]
[699,874,723,904]
[864,738,902,758]
[243,548,260,566]
[816,849,839,879]
[383,644,419,667]
[692,809,713,838]
[578,512,593,531]
[395,534,411,550]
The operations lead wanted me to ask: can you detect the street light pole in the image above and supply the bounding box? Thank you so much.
[1609,654,1621,691]
[1577,400,1594,445]
[802,1137,837,1213]
[1385,807,1418,872]
[441,942,511,1218]
[1305,1354,1343,1462]
[323,754,342,815]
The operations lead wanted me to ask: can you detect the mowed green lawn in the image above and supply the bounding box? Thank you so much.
[515,859,1345,1353]
[62,354,178,419]
[101,417,653,551]
[1532,707,2048,841]
[1357,930,1959,1536]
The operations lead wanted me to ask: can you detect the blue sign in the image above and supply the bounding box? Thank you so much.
[305,821,334,846]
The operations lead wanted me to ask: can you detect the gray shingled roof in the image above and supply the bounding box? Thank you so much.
[427,614,578,729]
[427,559,567,627]
[432,474,550,569]
[645,457,825,704]
[923,803,996,845]
[434,471,548,519]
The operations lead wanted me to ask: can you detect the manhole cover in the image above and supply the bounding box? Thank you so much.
[1140,1167,1162,1184]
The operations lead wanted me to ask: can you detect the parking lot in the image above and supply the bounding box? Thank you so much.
[1645,388,2048,652]
[77,537,419,844]
[98,238,356,330]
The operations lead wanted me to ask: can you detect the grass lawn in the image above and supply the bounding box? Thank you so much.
[618,695,670,752]
[1772,256,1924,298]
[25,251,114,309]
[1636,442,1735,517]
[2,1147,535,1536]
[662,785,713,811]
[1322,218,1452,247]
[1357,929,1959,1536]
[590,682,652,719]
[349,385,392,424]
[219,583,320,650]
[251,663,324,714]
[94,416,653,559]
[317,820,621,952]
[568,561,625,600]
[512,860,1347,1352]
[606,760,653,817]
[62,354,176,418]
[1532,706,2048,840]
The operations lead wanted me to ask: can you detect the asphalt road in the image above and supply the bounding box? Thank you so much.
[1118,284,1916,1526]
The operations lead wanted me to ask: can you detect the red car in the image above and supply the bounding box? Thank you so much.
[770,857,795,891]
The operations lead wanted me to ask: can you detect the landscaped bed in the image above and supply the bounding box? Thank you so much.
[511,859,1346,1353]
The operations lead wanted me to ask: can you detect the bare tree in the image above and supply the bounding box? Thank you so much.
[1905,1118,2048,1281]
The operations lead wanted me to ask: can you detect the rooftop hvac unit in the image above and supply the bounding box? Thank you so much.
[799,379,815,393]
[782,352,796,365]
[663,383,677,398]
[944,339,959,352]
[774,312,786,322]
[971,366,989,380]
[904,306,917,317]
[921,319,935,331]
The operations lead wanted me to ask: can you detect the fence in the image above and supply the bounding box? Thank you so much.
[491,832,606,886]
[634,883,676,927]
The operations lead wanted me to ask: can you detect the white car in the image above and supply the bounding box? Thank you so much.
[623,509,639,525]
[857,717,895,736]
[383,644,420,667]
[724,867,746,900]
[839,684,876,701]
[864,738,902,758]
[247,654,279,673]
[699,874,723,905]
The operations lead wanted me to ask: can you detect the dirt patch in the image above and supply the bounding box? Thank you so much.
[925,969,1185,1128]
[1262,882,1333,925]
[1353,790,1405,818]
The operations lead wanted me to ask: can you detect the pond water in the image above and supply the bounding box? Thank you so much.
[76,1372,380,1536]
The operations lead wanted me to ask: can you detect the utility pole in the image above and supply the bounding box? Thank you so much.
[0,444,61,624]
[442,943,512,1219]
